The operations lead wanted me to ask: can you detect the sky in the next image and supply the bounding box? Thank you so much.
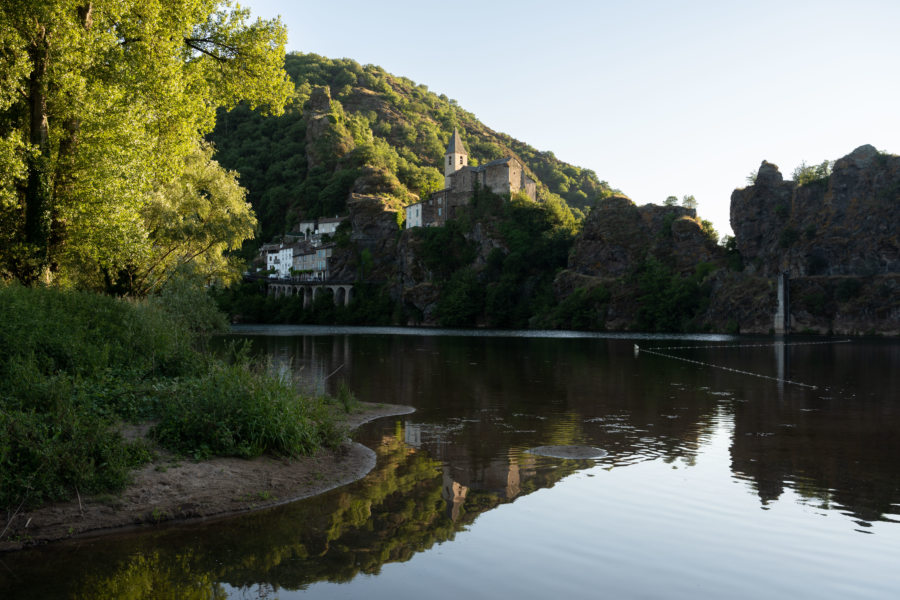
[238,0,900,236]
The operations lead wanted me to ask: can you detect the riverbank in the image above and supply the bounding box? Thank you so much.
[0,402,414,552]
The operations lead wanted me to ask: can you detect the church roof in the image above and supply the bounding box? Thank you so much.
[446,128,467,155]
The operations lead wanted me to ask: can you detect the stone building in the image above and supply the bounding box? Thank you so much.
[405,128,537,228]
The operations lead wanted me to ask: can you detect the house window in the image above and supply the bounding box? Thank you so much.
[459,156,463,164]
[448,156,452,166]
[438,208,442,216]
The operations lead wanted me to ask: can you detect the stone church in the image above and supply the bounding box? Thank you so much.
[405,129,537,228]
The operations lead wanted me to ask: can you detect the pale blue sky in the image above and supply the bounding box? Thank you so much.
[239,0,900,236]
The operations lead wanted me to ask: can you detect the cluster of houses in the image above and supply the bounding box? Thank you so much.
[258,128,536,282]
[260,217,343,280]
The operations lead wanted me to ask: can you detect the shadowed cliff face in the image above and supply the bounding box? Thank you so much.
[731,145,900,278]
[553,146,899,335]
[568,196,720,279]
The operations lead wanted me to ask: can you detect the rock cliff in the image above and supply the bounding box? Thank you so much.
[731,145,900,277]
[553,145,899,334]
[569,196,721,278]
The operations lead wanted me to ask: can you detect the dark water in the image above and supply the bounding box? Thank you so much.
[2,327,899,599]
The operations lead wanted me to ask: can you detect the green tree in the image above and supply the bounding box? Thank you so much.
[792,160,832,185]
[681,195,697,209]
[0,0,291,286]
[134,142,257,295]
[664,196,679,206]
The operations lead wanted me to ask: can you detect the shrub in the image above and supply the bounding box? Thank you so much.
[151,360,346,459]
[0,284,348,515]
[537,285,610,331]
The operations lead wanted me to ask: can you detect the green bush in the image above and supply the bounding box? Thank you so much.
[631,259,715,332]
[0,284,349,514]
[151,360,346,459]
[536,285,610,331]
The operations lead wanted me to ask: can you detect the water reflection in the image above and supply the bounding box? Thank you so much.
[0,421,587,599]
[253,331,900,527]
[2,331,898,599]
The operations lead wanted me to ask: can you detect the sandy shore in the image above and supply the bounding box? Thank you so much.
[0,402,414,552]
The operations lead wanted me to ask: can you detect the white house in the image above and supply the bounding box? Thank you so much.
[294,216,345,243]
[405,202,424,229]
[265,242,301,278]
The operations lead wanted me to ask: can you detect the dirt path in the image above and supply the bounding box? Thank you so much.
[1,402,414,551]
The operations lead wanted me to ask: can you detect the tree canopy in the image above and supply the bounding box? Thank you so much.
[0,0,291,291]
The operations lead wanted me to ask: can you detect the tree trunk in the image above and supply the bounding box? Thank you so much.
[23,28,52,282]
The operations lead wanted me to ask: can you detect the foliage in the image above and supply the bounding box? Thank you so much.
[535,285,611,331]
[132,143,258,295]
[792,160,833,186]
[664,196,679,206]
[209,52,614,245]
[631,258,716,332]
[723,235,744,271]
[0,284,194,509]
[0,1,291,288]
[414,220,477,282]
[151,359,345,460]
[681,195,697,209]
[409,188,572,328]
[699,219,718,245]
[0,284,347,512]
[213,280,397,327]
[435,268,484,327]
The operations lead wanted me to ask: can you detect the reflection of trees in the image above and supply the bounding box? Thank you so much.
[5,424,583,599]
[225,334,900,534]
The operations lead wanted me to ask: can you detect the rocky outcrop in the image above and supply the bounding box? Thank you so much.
[303,86,355,170]
[569,196,721,279]
[731,145,900,277]
[326,194,401,283]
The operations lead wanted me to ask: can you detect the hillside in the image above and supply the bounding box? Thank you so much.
[208,53,618,243]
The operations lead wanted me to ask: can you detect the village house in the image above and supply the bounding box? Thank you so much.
[405,128,537,228]
[262,240,334,281]
[294,216,345,242]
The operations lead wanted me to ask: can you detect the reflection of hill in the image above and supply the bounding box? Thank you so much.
[730,388,900,525]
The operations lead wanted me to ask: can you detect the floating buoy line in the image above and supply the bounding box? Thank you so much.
[634,339,852,390]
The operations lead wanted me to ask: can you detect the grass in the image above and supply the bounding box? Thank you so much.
[0,283,348,515]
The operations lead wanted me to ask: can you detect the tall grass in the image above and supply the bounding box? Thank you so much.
[151,360,346,459]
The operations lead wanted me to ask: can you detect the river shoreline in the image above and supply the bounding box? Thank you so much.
[0,402,414,552]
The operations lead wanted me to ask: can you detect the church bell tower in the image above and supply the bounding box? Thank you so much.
[444,128,468,188]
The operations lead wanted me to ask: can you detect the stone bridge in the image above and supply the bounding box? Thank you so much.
[267,282,353,307]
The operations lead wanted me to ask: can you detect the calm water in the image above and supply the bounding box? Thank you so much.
[2,327,899,599]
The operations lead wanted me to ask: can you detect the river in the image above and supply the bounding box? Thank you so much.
[2,327,899,599]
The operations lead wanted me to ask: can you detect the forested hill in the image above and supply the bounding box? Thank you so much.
[209,53,618,242]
